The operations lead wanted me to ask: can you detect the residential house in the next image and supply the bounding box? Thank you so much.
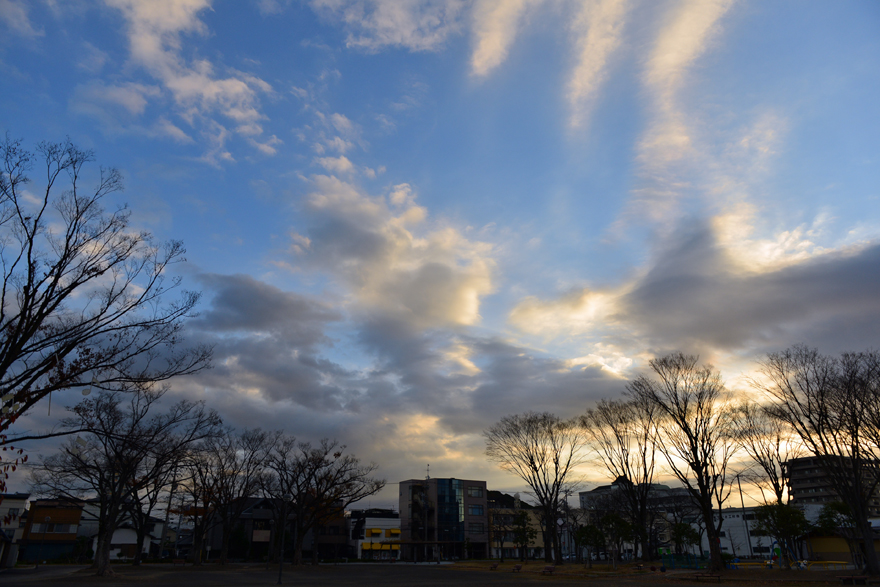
[1,493,29,567]
[18,498,84,562]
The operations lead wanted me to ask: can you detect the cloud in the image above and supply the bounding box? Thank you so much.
[310,0,466,52]
[0,0,42,37]
[625,0,735,223]
[510,214,880,366]
[296,175,495,329]
[72,80,161,116]
[103,0,274,157]
[315,155,355,174]
[566,0,629,128]
[193,273,341,346]
[470,0,544,76]
[77,42,109,73]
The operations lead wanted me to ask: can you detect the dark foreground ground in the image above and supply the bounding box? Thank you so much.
[0,561,870,587]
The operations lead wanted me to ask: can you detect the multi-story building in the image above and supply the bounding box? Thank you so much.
[1,492,29,567]
[487,503,545,560]
[349,508,400,560]
[787,456,880,516]
[399,477,488,561]
[19,498,84,562]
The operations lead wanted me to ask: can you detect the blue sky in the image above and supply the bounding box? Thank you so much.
[2,0,879,505]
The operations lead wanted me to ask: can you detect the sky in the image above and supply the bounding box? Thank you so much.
[2,0,879,508]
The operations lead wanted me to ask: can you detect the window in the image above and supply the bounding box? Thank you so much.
[6,508,19,518]
[754,546,771,553]
[467,486,483,498]
[32,523,75,534]
[468,504,484,516]
[468,522,485,534]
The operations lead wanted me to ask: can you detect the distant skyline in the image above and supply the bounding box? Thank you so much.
[2,0,879,507]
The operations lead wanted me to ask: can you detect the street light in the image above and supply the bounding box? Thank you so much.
[278,493,292,585]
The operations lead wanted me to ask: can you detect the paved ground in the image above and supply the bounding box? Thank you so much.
[0,562,865,587]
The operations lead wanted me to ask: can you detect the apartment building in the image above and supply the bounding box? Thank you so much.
[399,477,488,561]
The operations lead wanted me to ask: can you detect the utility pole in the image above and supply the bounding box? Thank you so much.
[737,474,753,557]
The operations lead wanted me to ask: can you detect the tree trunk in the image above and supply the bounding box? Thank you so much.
[312,530,319,565]
[704,514,724,573]
[132,528,146,566]
[190,532,203,565]
[542,527,552,562]
[220,520,231,565]
[93,524,116,576]
[293,531,305,565]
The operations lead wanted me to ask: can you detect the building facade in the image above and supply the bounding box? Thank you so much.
[349,508,400,560]
[399,477,488,561]
[787,456,880,517]
[0,493,29,567]
[18,498,84,562]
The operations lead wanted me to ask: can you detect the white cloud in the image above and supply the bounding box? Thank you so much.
[0,0,43,37]
[297,174,495,329]
[566,0,629,128]
[310,0,466,52]
[610,0,736,230]
[470,0,544,76]
[77,42,109,73]
[315,155,355,174]
[638,0,734,168]
[104,0,274,157]
[71,80,162,116]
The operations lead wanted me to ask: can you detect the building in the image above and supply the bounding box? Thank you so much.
[349,508,400,560]
[76,498,166,560]
[787,456,880,516]
[18,498,85,562]
[313,502,348,560]
[1,493,29,567]
[399,477,488,561]
[487,505,545,560]
[202,497,280,561]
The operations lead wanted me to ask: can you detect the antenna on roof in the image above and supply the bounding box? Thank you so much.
[426,464,430,480]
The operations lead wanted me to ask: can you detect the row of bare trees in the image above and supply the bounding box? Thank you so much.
[486,347,880,575]
[30,389,385,575]
[0,136,386,576]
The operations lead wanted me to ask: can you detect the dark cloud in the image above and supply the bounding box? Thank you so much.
[621,222,880,355]
[193,273,341,345]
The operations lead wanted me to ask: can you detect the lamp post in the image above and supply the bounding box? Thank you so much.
[277,493,292,585]
[36,515,50,569]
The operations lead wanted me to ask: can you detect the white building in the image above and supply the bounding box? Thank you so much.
[0,492,29,567]
[349,508,400,560]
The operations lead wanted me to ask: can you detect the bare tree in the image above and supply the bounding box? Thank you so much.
[126,452,179,565]
[30,390,219,575]
[734,400,804,504]
[756,345,880,575]
[192,427,273,564]
[264,436,385,565]
[0,136,211,452]
[581,397,658,560]
[484,412,587,564]
[626,353,737,573]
